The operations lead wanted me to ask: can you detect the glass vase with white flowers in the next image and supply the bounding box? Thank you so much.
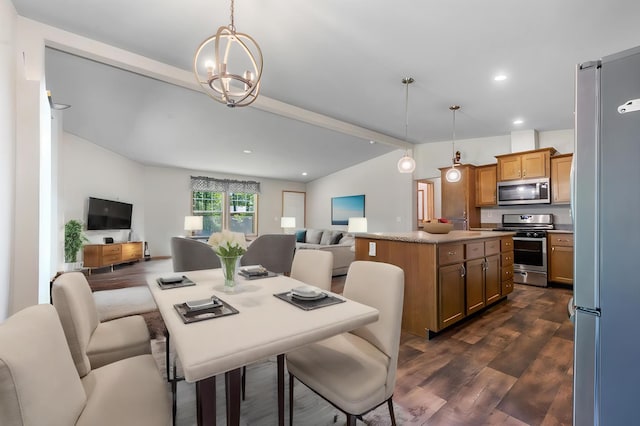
[208,230,247,292]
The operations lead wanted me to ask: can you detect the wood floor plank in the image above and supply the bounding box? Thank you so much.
[426,367,517,425]
[488,318,561,378]
[496,337,574,425]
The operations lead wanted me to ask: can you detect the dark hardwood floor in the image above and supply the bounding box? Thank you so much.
[87,258,574,425]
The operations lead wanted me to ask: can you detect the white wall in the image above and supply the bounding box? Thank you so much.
[306,151,414,233]
[61,133,147,254]
[62,134,306,259]
[0,0,17,320]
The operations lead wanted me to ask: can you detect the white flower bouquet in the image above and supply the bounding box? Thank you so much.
[208,230,248,257]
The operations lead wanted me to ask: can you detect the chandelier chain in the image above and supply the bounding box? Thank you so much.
[229,0,236,32]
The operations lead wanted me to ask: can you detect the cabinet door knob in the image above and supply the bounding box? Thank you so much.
[460,265,466,277]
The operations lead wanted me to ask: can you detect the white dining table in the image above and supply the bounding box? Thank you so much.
[146,268,379,426]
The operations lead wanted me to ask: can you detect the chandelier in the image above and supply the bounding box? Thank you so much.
[193,0,263,108]
[445,105,462,182]
[397,77,416,173]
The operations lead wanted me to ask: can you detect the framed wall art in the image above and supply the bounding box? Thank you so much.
[331,194,365,225]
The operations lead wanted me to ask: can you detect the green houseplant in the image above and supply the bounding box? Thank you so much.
[64,219,88,264]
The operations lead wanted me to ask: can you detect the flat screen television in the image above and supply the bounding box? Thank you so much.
[87,197,133,230]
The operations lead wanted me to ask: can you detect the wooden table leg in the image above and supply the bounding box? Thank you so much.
[196,376,216,426]
[225,368,242,426]
[278,354,285,426]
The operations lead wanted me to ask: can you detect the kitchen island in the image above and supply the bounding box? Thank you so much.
[355,230,514,338]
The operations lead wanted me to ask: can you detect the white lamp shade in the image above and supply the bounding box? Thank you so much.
[445,166,462,183]
[397,155,416,173]
[280,217,296,228]
[348,217,368,233]
[184,215,203,231]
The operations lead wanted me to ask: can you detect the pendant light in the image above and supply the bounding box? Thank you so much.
[397,77,416,173]
[445,105,462,183]
[193,0,263,108]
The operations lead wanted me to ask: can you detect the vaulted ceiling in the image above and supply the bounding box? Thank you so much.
[13,0,640,181]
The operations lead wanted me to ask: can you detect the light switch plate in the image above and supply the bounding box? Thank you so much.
[368,242,376,256]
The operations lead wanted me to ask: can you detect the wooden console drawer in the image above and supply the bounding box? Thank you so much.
[439,244,464,265]
[102,245,121,255]
[102,253,121,264]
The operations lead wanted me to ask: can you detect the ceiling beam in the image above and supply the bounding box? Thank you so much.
[25,18,413,151]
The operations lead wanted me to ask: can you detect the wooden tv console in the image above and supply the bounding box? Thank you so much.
[83,241,143,272]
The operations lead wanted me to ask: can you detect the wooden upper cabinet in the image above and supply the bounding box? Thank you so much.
[551,154,573,204]
[475,164,497,206]
[439,164,480,228]
[496,148,556,181]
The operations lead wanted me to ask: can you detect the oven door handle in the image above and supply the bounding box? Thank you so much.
[512,237,546,242]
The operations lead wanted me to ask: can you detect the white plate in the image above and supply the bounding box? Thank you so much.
[291,292,327,301]
[291,285,322,298]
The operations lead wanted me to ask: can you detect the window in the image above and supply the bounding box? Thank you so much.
[192,191,224,235]
[191,191,258,236]
[190,176,260,236]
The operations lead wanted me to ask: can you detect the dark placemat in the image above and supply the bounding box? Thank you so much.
[274,291,346,311]
[173,298,239,324]
[157,276,196,290]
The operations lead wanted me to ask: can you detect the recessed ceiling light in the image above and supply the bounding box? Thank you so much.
[301,172,308,176]
[494,74,507,81]
[243,149,252,154]
[369,140,376,144]
[513,119,524,125]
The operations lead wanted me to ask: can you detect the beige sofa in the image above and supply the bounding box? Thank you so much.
[295,229,355,276]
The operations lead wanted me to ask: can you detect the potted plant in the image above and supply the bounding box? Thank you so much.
[64,219,88,270]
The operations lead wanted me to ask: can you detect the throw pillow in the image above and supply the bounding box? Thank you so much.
[320,230,336,245]
[330,232,343,245]
[295,230,306,243]
[305,229,323,244]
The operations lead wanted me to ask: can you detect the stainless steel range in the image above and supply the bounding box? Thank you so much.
[495,213,554,287]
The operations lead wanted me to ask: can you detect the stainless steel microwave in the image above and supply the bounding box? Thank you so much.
[497,177,551,205]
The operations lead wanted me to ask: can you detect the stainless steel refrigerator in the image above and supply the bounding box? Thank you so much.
[573,45,640,425]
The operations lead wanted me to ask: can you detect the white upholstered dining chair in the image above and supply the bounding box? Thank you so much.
[51,271,151,375]
[290,249,334,291]
[0,304,171,426]
[286,260,405,426]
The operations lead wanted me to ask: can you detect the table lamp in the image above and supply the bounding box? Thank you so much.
[184,215,203,237]
[347,217,368,233]
[280,217,296,234]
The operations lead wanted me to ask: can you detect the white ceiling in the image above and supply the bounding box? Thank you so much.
[13,0,640,182]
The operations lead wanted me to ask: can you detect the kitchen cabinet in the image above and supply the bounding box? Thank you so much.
[439,263,466,329]
[440,164,480,228]
[354,231,515,337]
[551,154,573,204]
[496,148,556,181]
[475,164,497,206]
[548,233,574,285]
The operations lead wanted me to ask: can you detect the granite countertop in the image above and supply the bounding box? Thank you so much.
[355,230,514,244]
[547,229,573,234]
